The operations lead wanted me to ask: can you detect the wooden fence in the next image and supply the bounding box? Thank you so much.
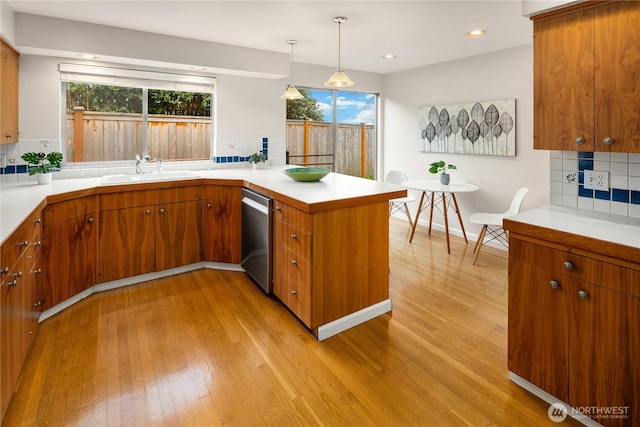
[286,119,375,178]
[66,111,211,162]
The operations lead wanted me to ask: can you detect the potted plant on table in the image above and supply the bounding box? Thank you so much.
[21,151,63,184]
[248,151,267,169]
[429,160,457,185]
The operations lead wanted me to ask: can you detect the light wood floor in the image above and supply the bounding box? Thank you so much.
[3,219,582,426]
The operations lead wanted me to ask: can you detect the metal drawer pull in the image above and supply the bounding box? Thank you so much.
[578,290,589,300]
[603,137,613,146]
[159,208,165,214]
[14,271,22,278]
[275,206,282,212]
[207,203,212,208]
[7,280,17,287]
[291,259,297,265]
[34,241,42,247]
[146,209,151,214]
[19,240,29,247]
[35,268,42,274]
[563,261,573,271]
[291,233,297,240]
[549,280,559,290]
[575,137,584,145]
[1,267,8,275]
[33,218,42,223]
[291,290,297,296]
[87,217,94,223]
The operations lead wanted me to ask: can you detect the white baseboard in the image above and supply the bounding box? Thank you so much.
[509,372,603,427]
[316,299,392,341]
[39,262,243,322]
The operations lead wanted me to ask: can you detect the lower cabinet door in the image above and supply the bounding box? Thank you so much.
[98,207,155,283]
[569,279,639,427]
[43,213,97,308]
[155,201,202,271]
[508,261,569,402]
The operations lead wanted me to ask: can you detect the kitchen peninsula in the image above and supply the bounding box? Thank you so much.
[0,166,406,420]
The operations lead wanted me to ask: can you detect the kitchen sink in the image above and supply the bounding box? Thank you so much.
[101,170,199,185]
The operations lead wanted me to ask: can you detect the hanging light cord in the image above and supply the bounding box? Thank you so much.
[337,21,342,70]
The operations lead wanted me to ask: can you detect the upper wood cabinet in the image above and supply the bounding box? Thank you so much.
[0,39,19,144]
[533,1,640,152]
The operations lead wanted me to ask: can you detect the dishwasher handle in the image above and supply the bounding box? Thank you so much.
[242,196,270,215]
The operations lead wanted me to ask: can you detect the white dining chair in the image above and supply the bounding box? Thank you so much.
[385,170,416,229]
[469,187,529,265]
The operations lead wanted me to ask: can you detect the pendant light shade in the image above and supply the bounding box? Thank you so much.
[325,16,354,88]
[281,40,304,100]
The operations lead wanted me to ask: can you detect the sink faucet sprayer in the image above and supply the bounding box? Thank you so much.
[135,154,151,174]
[157,159,163,173]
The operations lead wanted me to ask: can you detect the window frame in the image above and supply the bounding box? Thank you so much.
[60,63,216,164]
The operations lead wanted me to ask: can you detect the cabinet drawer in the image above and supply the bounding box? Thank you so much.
[100,187,200,210]
[280,203,311,232]
[44,196,96,224]
[282,224,311,260]
[1,210,42,272]
[510,238,627,293]
[283,248,312,326]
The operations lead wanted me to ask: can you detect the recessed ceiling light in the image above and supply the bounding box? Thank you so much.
[466,29,487,38]
[79,53,96,59]
[382,54,397,60]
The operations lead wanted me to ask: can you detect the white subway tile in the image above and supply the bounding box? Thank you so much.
[610,175,628,189]
[562,194,577,208]
[611,153,628,162]
[577,197,594,211]
[610,202,628,216]
[594,152,611,161]
[593,160,610,171]
[550,157,563,170]
[593,198,611,214]
[610,161,628,175]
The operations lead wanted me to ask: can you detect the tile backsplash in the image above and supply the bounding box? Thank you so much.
[550,151,640,218]
[0,136,285,184]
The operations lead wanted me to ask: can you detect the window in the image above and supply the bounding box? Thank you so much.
[285,88,377,178]
[60,64,215,163]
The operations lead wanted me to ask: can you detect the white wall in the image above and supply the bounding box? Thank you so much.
[382,44,548,239]
[0,0,15,43]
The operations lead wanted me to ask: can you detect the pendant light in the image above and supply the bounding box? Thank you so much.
[325,16,354,88]
[280,40,304,100]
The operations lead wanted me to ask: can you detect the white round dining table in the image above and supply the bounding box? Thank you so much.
[401,180,479,254]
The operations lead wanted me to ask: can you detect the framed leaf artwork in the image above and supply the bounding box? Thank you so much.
[418,99,516,156]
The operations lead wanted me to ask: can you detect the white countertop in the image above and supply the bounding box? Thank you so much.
[0,165,405,244]
[507,205,640,250]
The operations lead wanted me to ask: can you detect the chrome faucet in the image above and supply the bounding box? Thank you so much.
[135,154,142,174]
[135,154,151,174]
[157,159,164,173]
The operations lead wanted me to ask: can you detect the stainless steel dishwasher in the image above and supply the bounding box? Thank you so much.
[241,188,273,293]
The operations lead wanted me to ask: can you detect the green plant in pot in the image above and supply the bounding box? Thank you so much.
[21,151,63,184]
[429,160,457,185]
[248,151,267,169]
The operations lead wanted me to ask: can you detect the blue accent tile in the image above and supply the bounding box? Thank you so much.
[0,168,4,175]
[262,137,268,143]
[233,156,239,162]
[578,185,593,198]
[612,188,630,203]
[5,166,15,174]
[227,156,233,162]
[578,151,594,159]
[631,191,640,205]
[17,165,27,173]
[578,159,593,171]
[594,189,610,200]
[578,171,584,184]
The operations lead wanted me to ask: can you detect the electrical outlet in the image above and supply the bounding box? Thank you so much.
[0,154,6,168]
[584,170,609,190]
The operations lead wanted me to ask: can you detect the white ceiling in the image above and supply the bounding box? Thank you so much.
[7,0,533,74]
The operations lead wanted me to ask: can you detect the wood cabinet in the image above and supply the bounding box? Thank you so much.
[273,198,390,331]
[507,234,639,427]
[533,1,640,152]
[273,201,312,326]
[98,187,201,282]
[202,185,241,263]
[0,208,42,420]
[0,38,19,144]
[41,197,97,309]
[98,206,155,282]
